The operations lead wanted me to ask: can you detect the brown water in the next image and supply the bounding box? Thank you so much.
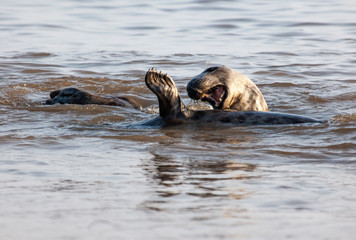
[1,0,356,239]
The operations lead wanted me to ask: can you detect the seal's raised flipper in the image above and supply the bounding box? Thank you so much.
[145,68,190,119]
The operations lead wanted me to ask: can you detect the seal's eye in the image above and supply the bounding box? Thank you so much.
[204,66,219,73]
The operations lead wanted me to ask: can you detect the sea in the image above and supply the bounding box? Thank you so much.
[0,0,355,239]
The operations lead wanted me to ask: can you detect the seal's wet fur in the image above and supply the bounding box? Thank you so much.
[145,68,322,126]
[46,88,140,108]
[187,66,269,111]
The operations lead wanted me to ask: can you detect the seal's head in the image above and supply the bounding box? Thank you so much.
[186,66,229,109]
[45,88,92,105]
[186,66,269,111]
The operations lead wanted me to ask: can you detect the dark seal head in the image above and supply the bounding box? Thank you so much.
[45,88,141,108]
[186,66,269,111]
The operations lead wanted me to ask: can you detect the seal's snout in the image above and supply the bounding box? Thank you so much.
[186,81,202,100]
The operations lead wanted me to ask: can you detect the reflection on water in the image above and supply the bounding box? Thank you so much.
[1,0,356,239]
[144,152,256,199]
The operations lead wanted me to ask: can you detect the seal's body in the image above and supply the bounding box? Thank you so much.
[45,67,323,126]
[145,69,321,126]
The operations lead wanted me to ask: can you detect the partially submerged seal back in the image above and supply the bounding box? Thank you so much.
[186,66,269,111]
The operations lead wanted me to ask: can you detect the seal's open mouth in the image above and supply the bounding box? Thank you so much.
[201,85,226,109]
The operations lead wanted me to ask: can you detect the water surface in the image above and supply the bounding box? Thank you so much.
[1,0,355,239]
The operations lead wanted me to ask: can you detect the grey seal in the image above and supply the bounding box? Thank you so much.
[186,66,269,111]
[45,66,268,113]
[145,68,322,126]
[45,88,142,108]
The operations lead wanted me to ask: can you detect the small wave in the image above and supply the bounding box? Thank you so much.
[12,52,55,59]
[289,22,330,27]
[331,113,356,123]
[306,95,328,104]
[268,63,326,68]
[258,82,300,88]
[216,18,254,23]
[21,69,56,74]
[331,92,356,102]
[123,26,160,31]
[257,51,299,56]
[321,142,356,150]
[253,70,304,79]
[206,24,238,29]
